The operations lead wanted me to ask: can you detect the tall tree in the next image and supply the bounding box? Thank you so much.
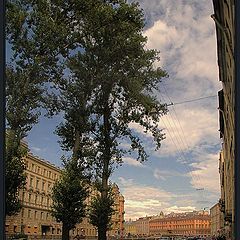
[7,1,168,239]
[83,2,168,239]
[5,0,49,215]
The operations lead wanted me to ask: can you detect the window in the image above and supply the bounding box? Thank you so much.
[36,179,39,189]
[34,211,37,219]
[28,194,31,203]
[41,212,43,219]
[41,196,44,205]
[35,195,38,204]
[43,169,46,176]
[30,177,33,187]
[46,213,49,220]
[28,210,31,218]
[32,163,35,171]
[48,183,51,192]
[42,181,45,191]
[38,166,40,174]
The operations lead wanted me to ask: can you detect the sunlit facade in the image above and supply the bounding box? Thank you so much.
[149,211,211,237]
[210,203,224,237]
[212,0,235,238]
[5,143,124,239]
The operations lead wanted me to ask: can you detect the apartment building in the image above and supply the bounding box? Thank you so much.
[212,0,235,238]
[149,211,211,237]
[210,203,224,236]
[5,143,124,239]
[124,220,137,237]
[5,147,62,237]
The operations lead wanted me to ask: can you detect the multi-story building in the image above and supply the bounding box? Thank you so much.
[107,184,125,238]
[124,220,137,237]
[149,211,211,237]
[135,216,152,236]
[210,203,224,237]
[5,142,62,237]
[212,0,235,238]
[5,143,124,239]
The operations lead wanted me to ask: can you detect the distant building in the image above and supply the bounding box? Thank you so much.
[5,143,125,239]
[135,216,152,236]
[124,219,137,237]
[210,203,224,237]
[149,211,211,237]
[212,0,235,238]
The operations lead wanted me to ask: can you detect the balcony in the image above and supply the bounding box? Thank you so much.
[219,198,225,212]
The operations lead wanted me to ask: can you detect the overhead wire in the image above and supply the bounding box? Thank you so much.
[168,95,217,106]
[158,91,200,188]
[159,85,216,189]
[161,85,203,186]
[159,84,219,208]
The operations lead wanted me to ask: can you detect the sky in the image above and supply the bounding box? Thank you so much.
[7,0,222,221]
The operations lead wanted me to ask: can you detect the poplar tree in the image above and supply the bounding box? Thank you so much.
[7,1,168,239]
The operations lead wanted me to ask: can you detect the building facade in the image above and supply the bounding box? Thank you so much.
[149,211,211,237]
[5,148,63,237]
[5,144,124,239]
[212,0,235,238]
[210,203,224,237]
[124,220,137,237]
[134,216,151,236]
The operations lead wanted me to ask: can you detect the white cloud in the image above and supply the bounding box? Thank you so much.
[164,205,197,214]
[117,177,212,220]
[155,105,220,156]
[31,146,45,152]
[189,152,220,194]
[153,169,182,180]
[118,177,174,219]
[123,157,146,168]
[115,0,221,219]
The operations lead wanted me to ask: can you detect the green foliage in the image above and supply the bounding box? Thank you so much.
[6,67,43,137]
[5,0,48,216]
[51,159,89,231]
[88,189,115,232]
[5,130,27,216]
[6,0,168,238]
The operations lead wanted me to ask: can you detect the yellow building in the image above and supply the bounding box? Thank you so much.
[124,220,137,237]
[212,0,235,238]
[5,143,125,239]
[5,144,62,237]
[210,203,224,237]
[135,216,152,236]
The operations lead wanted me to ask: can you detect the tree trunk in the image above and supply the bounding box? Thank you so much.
[72,129,81,161]
[98,228,107,240]
[99,103,112,240]
[62,223,70,240]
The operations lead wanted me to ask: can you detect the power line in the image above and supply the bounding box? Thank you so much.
[160,86,206,187]
[159,92,201,187]
[167,95,217,106]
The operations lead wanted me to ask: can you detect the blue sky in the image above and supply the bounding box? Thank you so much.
[7,0,222,220]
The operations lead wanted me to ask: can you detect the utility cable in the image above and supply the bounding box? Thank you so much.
[167,95,217,106]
